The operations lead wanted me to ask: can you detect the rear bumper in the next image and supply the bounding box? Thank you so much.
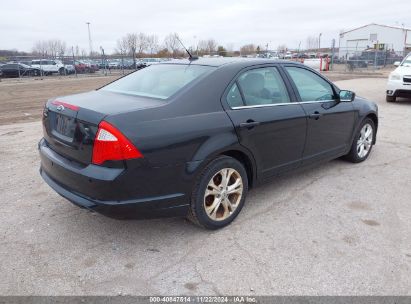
[39,139,189,219]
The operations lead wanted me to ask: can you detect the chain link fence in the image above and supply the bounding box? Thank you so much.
[336,46,406,72]
[0,53,151,79]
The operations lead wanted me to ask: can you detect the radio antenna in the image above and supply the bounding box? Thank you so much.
[176,35,198,61]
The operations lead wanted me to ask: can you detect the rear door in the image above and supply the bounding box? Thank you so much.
[283,65,355,165]
[223,65,307,179]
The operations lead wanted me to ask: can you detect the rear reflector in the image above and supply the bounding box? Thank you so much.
[51,100,79,111]
[92,121,143,165]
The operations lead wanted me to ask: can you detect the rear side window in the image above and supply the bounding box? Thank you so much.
[226,83,244,107]
[285,67,336,101]
[227,67,290,107]
[102,64,214,99]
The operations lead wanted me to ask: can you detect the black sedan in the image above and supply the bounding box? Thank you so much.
[0,63,41,78]
[39,58,378,229]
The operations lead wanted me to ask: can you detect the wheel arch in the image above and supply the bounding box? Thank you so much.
[365,112,378,144]
[187,146,257,190]
[220,149,256,188]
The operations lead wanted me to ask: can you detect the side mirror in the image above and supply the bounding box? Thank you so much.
[394,61,401,67]
[339,90,355,102]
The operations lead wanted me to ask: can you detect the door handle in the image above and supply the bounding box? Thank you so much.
[239,120,260,129]
[309,112,323,120]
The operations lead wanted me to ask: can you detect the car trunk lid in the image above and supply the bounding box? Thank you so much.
[42,90,165,165]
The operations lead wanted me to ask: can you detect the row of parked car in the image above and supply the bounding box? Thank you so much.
[104,58,170,69]
[0,57,171,78]
[0,59,98,78]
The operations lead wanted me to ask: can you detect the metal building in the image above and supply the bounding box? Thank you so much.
[339,23,411,59]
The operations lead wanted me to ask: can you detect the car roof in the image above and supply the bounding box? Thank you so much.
[163,57,296,68]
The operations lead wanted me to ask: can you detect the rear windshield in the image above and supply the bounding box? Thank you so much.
[101,64,214,99]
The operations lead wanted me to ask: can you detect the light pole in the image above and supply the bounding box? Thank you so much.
[86,22,93,57]
[318,33,322,54]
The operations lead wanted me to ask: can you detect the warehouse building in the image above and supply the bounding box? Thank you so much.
[339,23,411,59]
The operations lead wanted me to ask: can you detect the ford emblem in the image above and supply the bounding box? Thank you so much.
[56,105,65,111]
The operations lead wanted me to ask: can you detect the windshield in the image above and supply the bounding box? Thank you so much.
[101,64,215,99]
[402,55,411,66]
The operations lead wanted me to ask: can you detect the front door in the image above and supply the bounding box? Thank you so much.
[283,66,355,164]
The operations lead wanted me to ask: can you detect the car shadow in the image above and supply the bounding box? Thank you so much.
[393,97,411,105]
[54,157,353,244]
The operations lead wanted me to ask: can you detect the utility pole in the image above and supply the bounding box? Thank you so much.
[72,46,77,78]
[318,33,322,56]
[100,46,107,76]
[86,22,93,57]
[331,39,336,71]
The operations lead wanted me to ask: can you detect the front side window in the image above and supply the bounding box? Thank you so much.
[227,67,290,107]
[101,64,214,100]
[285,67,335,101]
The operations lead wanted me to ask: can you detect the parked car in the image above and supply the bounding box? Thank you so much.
[140,58,161,67]
[63,60,87,73]
[31,59,66,75]
[348,49,403,68]
[81,60,99,73]
[386,53,411,102]
[39,58,378,229]
[0,63,41,77]
[98,60,110,69]
[62,64,76,75]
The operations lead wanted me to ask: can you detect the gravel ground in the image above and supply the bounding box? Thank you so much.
[0,78,410,295]
[0,74,120,125]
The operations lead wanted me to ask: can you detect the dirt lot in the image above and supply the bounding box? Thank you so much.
[0,75,120,125]
[0,76,410,295]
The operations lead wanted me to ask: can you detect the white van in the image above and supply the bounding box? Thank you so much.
[31,59,66,75]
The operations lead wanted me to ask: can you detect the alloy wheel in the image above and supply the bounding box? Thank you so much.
[357,123,373,158]
[203,168,243,221]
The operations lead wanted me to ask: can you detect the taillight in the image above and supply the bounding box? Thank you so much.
[92,121,143,165]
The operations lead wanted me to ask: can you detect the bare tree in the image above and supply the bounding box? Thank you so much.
[48,40,59,58]
[32,41,48,57]
[164,33,181,57]
[306,36,319,50]
[197,40,209,55]
[240,44,256,56]
[116,37,128,55]
[277,44,287,53]
[196,39,218,55]
[147,34,159,55]
[81,48,87,58]
[32,39,67,58]
[206,39,217,54]
[75,45,80,57]
[136,33,149,57]
[57,40,67,57]
[125,33,138,66]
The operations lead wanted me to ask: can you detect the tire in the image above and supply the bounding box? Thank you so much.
[386,95,396,102]
[188,156,248,230]
[344,118,375,163]
[59,68,65,75]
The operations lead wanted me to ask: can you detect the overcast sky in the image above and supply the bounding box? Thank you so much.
[1,0,409,53]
